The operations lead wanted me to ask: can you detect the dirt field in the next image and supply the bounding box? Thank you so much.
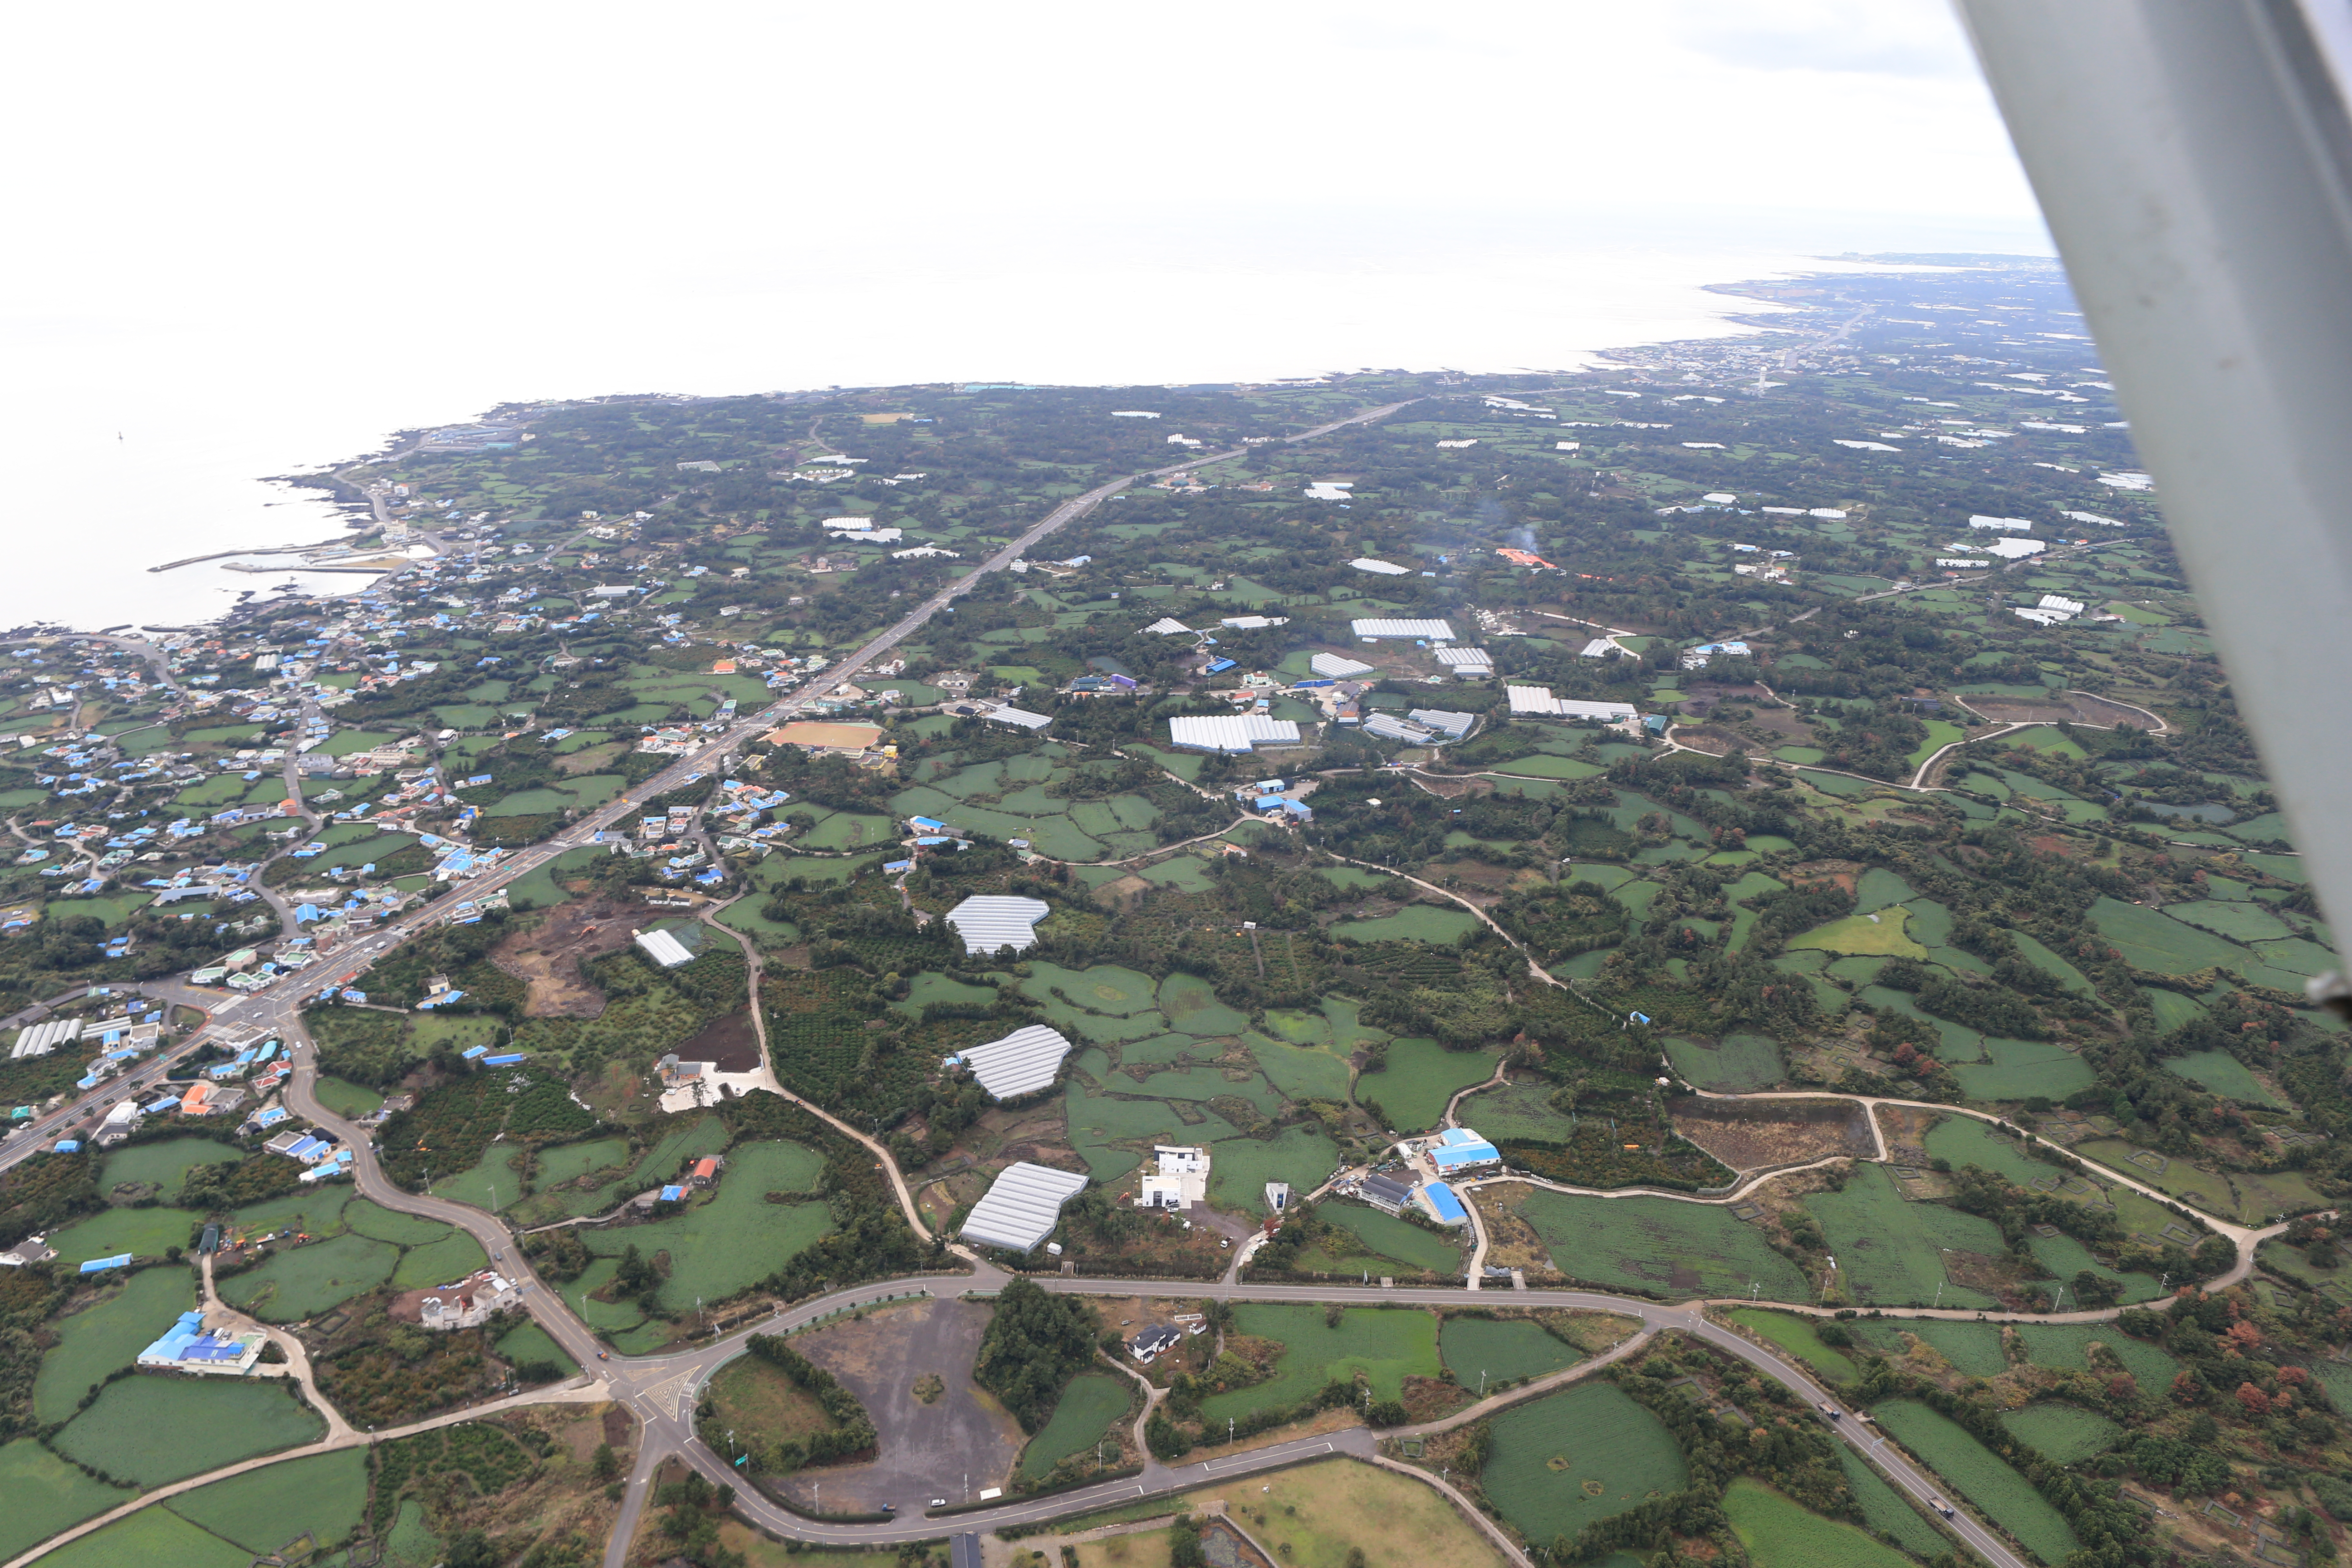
[1465,1185,1553,1272]
[1669,1098,1873,1171]
[1784,860,1864,895]
[676,1009,762,1073]
[779,1297,1026,1511]
[490,897,642,1017]
[1955,696,2080,725]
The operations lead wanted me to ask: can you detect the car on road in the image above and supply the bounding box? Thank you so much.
[930,1499,946,1509]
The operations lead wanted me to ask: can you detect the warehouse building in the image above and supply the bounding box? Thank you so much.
[1351,618,1456,641]
[1166,714,1303,754]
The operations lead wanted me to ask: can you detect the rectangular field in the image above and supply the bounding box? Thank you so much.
[1019,1372,1132,1479]
[1198,1305,1439,1424]
[1803,1165,2003,1309]
[1482,1382,1687,1548]
[1352,1039,1501,1131]
[1439,1315,1583,1384]
[1723,1478,1916,1568]
[1518,1191,1810,1299]
[1869,1398,2078,1564]
[53,1377,325,1487]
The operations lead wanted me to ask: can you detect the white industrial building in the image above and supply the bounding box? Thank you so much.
[1142,617,1194,636]
[943,895,1053,955]
[1507,687,1637,722]
[1580,638,1619,658]
[960,1161,1090,1252]
[1433,647,1493,675]
[979,705,1052,731]
[634,928,694,968]
[1308,652,1375,678]
[955,1024,1073,1100]
[1166,715,1303,754]
[1969,515,2036,530]
[1983,537,2048,559]
[1351,618,1456,641]
[1348,558,1411,575]
[1136,1145,1211,1209]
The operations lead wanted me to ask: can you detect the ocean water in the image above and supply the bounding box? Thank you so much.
[0,203,2049,633]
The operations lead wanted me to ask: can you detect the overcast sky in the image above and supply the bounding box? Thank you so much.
[4,0,2042,329]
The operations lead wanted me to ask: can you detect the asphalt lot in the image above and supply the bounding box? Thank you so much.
[779,1296,1028,1513]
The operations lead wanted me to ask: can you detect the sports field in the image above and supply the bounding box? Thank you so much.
[1724,1478,1915,1568]
[1199,1305,1439,1423]
[218,1232,399,1321]
[166,1447,368,1556]
[580,1139,830,1309]
[1439,1315,1583,1385]
[1519,1191,1809,1299]
[1352,1038,1499,1131]
[1804,1165,2002,1308]
[2000,1403,2121,1462]
[1483,1382,1686,1547]
[1871,1399,2078,1563]
[54,1377,325,1487]
[33,1265,196,1423]
[1019,1373,1131,1478]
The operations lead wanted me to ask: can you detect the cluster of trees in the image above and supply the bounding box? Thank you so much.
[974,1278,1099,1432]
[736,1333,878,1467]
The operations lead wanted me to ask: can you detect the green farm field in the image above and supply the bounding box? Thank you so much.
[1836,1446,1948,1558]
[33,1265,197,1423]
[1483,1382,1686,1548]
[1725,1308,1857,1383]
[1724,1478,1915,1568]
[99,1137,239,1200]
[167,1447,369,1557]
[1439,1315,1583,1385]
[1020,1373,1132,1479]
[1318,1203,1463,1274]
[0,1437,131,1562]
[1352,1038,1498,1131]
[54,1377,325,1487]
[1200,1305,1439,1424]
[1871,1399,2077,1563]
[218,1232,399,1322]
[580,1140,829,1310]
[2000,1403,2121,1462]
[29,1504,253,1568]
[1806,1165,2003,1309]
[1519,1191,1809,1299]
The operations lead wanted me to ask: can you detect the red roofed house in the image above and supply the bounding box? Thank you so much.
[689,1155,724,1188]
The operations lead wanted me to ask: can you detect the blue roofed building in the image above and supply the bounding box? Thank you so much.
[1426,1126,1502,1177]
[1417,1180,1470,1227]
[137,1309,265,1375]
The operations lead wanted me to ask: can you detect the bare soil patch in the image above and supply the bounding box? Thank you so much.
[490,897,641,1017]
[1670,724,1746,756]
[1408,772,1493,797]
[1667,1098,1872,1171]
[676,1009,761,1073]
[1467,1185,1552,1272]
[1785,860,1863,895]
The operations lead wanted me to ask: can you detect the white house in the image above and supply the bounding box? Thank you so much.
[412,1269,522,1331]
[1137,1145,1211,1210]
